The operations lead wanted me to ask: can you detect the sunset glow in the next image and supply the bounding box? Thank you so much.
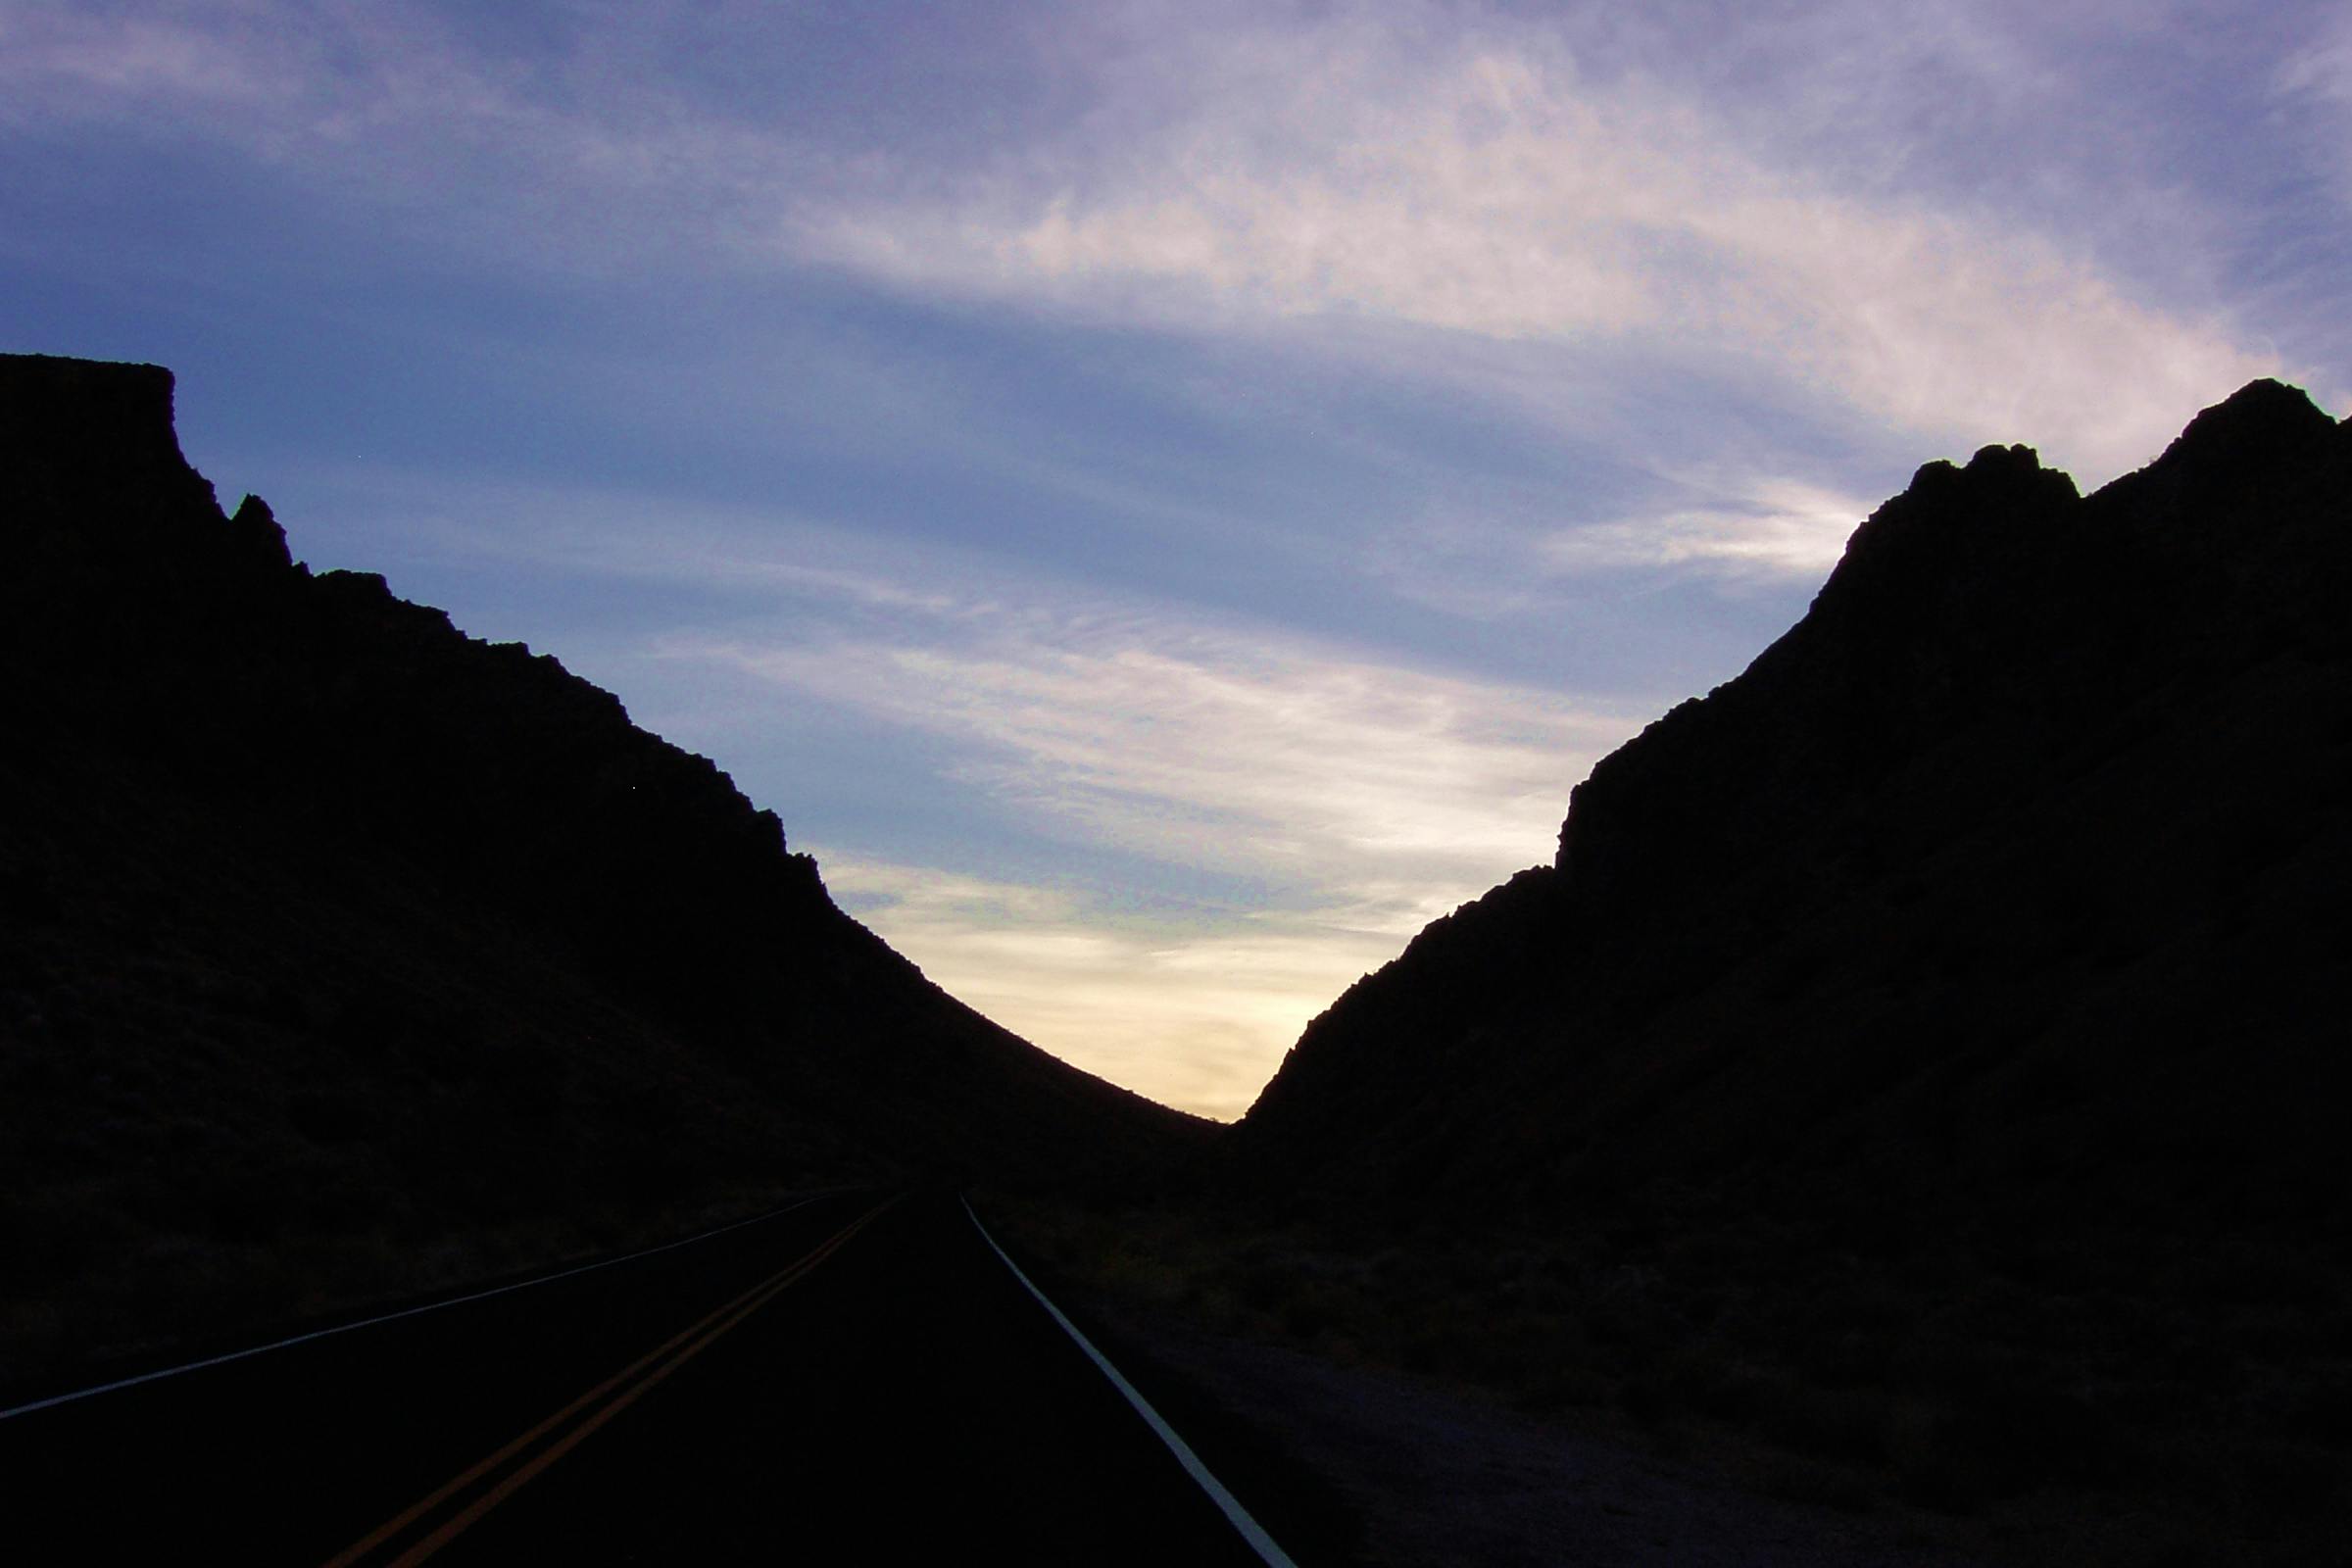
[7,1,2343,1114]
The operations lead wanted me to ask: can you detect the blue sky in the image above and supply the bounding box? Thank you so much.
[6,0,2345,1116]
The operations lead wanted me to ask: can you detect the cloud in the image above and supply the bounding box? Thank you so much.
[792,11,2291,483]
[15,3,2311,480]
[674,601,1631,915]
[0,9,276,106]
[447,486,1632,897]
[0,3,828,273]
[1544,476,1882,578]
[2278,11,2352,208]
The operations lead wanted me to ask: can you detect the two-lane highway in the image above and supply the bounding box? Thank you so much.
[1,1191,1293,1564]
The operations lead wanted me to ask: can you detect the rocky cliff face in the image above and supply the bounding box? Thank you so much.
[1238,380,2352,1248]
[0,353,1204,1389]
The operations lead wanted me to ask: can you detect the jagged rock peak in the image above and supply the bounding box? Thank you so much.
[228,492,295,571]
[1831,439,2078,582]
[2157,376,2336,466]
[1548,377,2345,885]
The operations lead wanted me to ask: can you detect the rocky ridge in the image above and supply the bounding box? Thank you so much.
[0,353,1205,1391]
[1240,378,2352,1235]
[1210,381,2352,1555]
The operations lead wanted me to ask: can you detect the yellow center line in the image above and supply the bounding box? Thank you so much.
[323,1197,897,1568]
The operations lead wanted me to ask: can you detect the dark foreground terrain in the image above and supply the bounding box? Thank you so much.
[1,1189,1298,1565]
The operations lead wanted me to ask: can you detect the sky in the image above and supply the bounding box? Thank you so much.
[5,1,2345,1119]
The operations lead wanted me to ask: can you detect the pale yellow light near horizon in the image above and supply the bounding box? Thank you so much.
[817,853,1470,1122]
[682,594,1639,1121]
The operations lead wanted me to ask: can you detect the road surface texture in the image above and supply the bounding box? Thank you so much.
[1,1190,1292,1565]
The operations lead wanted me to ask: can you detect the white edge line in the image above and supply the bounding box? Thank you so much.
[962,1197,1299,1568]
[0,1192,841,1423]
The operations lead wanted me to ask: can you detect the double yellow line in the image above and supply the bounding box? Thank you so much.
[324,1196,897,1567]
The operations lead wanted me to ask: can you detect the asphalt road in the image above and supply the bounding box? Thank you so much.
[0,1190,1290,1564]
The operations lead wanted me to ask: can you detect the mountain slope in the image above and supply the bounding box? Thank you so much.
[1239,379,2352,1250]
[0,353,1205,1387]
[1208,382,2352,1546]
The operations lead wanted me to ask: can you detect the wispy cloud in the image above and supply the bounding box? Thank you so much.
[16,3,2308,482]
[15,2,2319,486]
[2278,11,2352,210]
[796,20,2286,483]
[675,601,1630,914]
[0,9,276,105]
[1544,476,1882,578]
[0,3,830,273]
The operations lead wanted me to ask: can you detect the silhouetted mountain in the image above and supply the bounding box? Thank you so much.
[1241,379,2350,1231]
[0,353,1205,1388]
[1219,383,2352,1543]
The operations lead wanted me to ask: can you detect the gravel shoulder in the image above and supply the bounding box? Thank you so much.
[1072,1289,1988,1568]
